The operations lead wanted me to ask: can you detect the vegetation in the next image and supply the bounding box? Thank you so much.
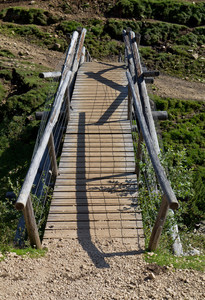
[0,245,47,258]
[0,23,67,51]
[0,60,57,250]
[0,6,59,26]
[109,0,205,27]
[145,251,205,272]
[138,97,205,256]
[153,96,205,226]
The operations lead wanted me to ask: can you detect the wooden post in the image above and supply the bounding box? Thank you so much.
[79,46,86,66]
[136,130,143,179]
[65,86,70,122]
[128,84,132,123]
[48,133,58,177]
[135,33,141,47]
[86,50,91,62]
[23,195,42,249]
[148,195,169,251]
[39,71,61,79]
[126,71,179,210]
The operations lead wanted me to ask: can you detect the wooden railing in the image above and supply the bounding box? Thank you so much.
[15,29,88,249]
[123,29,183,253]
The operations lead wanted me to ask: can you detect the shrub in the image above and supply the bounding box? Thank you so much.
[0,6,58,26]
[108,0,205,27]
[56,21,82,34]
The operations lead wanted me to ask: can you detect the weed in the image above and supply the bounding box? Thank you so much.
[145,251,205,272]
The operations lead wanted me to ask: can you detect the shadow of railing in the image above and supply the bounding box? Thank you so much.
[84,62,127,125]
[76,112,144,268]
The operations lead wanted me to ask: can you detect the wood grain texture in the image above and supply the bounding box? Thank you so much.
[44,62,144,250]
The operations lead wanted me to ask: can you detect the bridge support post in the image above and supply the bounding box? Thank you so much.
[23,195,42,249]
[48,133,58,177]
[65,87,71,122]
[128,85,133,123]
[148,195,169,251]
[135,130,143,179]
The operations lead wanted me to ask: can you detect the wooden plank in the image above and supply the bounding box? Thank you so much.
[55,177,137,186]
[50,198,137,206]
[61,147,134,152]
[61,142,134,148]
[43,228,144,239]
[59,162,136,169]
[53,191,138,199]
[53,184,137,192]
[47,212,141,222]
[59,157,135,163]
[45,220,143,230]
[58,168,135,174]
[56,172,137,180]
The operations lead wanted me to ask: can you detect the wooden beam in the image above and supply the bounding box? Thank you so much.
[128,31,160,154]
[126,70,179,210]
[39,71,61,79]
[148,195,168,251]
[23,195,42,249]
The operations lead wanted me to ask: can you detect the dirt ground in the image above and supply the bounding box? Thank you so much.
[152,74,205,102]
[1,32,204,101]
[0,239,204,300]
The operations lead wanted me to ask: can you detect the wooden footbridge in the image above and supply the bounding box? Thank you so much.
[15,29,180,255]
[44,61,143,247]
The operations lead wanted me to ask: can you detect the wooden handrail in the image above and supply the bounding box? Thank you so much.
[15,29,88,248]
[126,71,179,210]
[15,70,72,211]
[124,29,182,254]
[125,30,160,154]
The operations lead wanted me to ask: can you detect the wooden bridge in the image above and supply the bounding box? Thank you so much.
[44,61,144,249]
[15,29,180,255]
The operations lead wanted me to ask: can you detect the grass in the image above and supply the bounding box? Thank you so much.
[137,96,205,264]
[0,23,66,52]
[0,6,59,26]
[145,251,205,272]
[0,60,58,247]
[0,245,47,259]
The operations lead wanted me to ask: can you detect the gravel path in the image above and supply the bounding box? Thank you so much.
[0,239,204,299]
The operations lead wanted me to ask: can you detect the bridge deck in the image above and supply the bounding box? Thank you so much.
[44,62,144,249]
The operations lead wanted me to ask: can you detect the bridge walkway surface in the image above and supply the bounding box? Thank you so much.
[43,61,144,251]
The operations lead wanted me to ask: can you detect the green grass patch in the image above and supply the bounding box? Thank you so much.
[0,245,47,258]
[0,81,5,100]
[0,6,59,26]
[0,49,15,58]
[109,0,205,27]
[145,251,205,272]
[0,23,66,52]
[0,61,58,246]
[152,96,205,227]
